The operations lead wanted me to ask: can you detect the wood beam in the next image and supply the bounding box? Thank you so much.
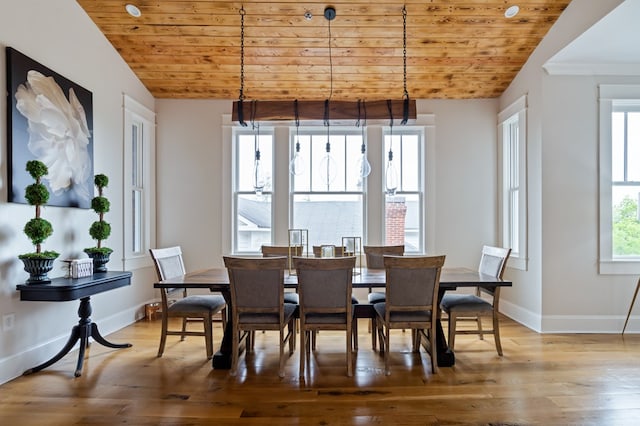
[231,99,416,123]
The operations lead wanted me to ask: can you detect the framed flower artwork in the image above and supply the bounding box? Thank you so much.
[6,47,94,208]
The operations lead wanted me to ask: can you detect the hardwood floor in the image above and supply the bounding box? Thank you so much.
[1,316,639,425]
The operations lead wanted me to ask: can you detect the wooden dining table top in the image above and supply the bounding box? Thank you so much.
[154,266,512,291]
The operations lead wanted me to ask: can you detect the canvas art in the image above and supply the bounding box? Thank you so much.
[6,47,94,208]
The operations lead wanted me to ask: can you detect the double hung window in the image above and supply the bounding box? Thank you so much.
[498,95,527,270]
[599,85,640,273]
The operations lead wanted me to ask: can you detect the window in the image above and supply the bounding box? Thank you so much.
[226,115,432,255]
[599,85,640,274]
[233,128,274,253]
[123,95,155,270]
[291,129,364,246]
[498,95,527,270]
[384,129,423,252]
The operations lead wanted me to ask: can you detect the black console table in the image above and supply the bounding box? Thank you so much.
[16,271,133,377]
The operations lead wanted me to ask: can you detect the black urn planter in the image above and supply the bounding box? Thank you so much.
[85,251,111,273]
[21,257,56,284]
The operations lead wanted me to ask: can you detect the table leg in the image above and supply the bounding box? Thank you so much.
[436,288,455,367]
[212,289,234,369]
[23,296,131,377]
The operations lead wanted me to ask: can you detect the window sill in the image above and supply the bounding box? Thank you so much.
[599,259,640,275]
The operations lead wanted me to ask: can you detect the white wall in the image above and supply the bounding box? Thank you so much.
[500,0,640,332]
[0,0,156,384]
[154,97,500,280]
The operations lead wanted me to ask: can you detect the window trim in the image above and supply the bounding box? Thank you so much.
[222,114,434,255]
[123,94,156,270]
[599,84,640,274]
[498,95,528,271]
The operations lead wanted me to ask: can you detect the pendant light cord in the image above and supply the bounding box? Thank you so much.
[237,6,247,126]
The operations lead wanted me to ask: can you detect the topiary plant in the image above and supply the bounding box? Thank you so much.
[18,160,59,260]
[84,174,112,273]
[84,174,113,256]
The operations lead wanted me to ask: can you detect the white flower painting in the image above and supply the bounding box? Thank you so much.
[7,48,93,208]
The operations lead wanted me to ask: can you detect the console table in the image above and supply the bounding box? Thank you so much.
[16,271,132,377]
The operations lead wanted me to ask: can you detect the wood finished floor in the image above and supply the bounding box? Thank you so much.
[0,316,639,425]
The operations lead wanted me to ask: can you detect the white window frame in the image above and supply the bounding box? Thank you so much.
[123,95,156,270]
[599,84,640,274]
[498,95,528,271]
[222,114,434,255]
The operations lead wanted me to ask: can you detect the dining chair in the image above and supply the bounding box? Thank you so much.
[362,245,405,350]
[294,256,357,377]
[261,244,303,304]
[364,245,405,305]
[312,245,346,257]
[149,247,227,359]
[440,245,511,356]
[223,256,296,377]
[374,254,446,375]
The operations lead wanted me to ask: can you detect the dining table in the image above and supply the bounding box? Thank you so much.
[154,266,512,369]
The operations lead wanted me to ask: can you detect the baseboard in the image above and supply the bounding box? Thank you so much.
[0,304,146,386]
[499,299,639,334]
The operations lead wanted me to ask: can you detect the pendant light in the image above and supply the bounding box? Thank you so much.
[251,101,265,194]
[355,99,371,179]
[319,8,338,189]
[289,100,305,176]
[385,100,398,196]
[319,99,337,188]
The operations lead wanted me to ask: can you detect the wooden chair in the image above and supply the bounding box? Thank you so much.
[149,247,227,359]
[440,245,511,356]
[364,245,405,304]
[294,256,357,377]
[312,245,346,257]
[374,255,445,375]
[261,245,303,304]
[223,256,296,377]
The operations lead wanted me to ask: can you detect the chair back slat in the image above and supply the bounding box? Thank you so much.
[477,246,511,297]
[364,245,404,269]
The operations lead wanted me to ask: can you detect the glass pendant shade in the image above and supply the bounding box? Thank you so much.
[319,151,338,187]
[385,151,398,195]
[253,151,265,194]
[356,144,371,178]
[289,142,305,176]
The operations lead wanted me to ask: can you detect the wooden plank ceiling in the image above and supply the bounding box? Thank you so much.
[76,1,571,101]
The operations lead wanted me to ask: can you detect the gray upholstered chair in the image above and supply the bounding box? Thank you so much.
[149,246,227,359]
[223,256,296,377]
[364,245,405,349]
[374,255,445,375]
[364,245,405,304]
[294,256,357,377]
[261,245,302,305]
[440,245,511,356]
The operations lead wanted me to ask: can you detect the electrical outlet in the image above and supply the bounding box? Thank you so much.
[2,313,15,331]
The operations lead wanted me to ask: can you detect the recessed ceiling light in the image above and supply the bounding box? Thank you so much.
[505,5,520,18]
[125,4,141,18]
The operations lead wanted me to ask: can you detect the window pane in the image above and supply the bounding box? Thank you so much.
[132,189,142,253]
[293,194,363,247]
[237,133,273,192]
[292,134,311,192]
[612,112,625,182]
[236,193,272,252]
[628,112,640,181]
[386,194,420,252]
[612,186,640,257]
[401,134,419,192]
